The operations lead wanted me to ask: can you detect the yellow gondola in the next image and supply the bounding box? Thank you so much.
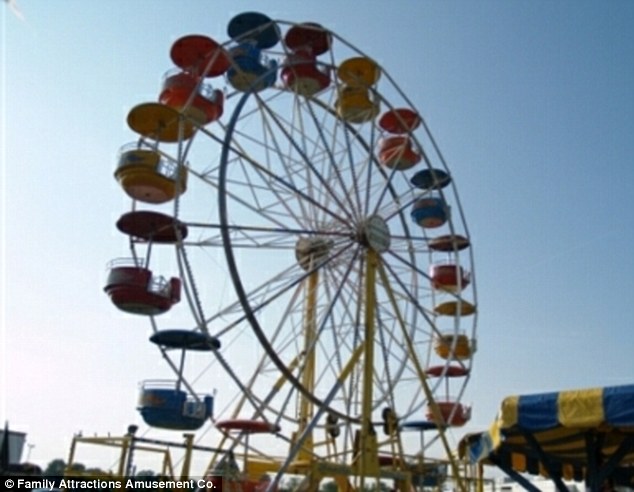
[127,102,196,143]
[115,145,187,204]
[335,57,381,123]
[433,300,476,316]
[434,333,473,360]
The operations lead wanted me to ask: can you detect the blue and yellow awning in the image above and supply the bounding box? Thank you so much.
[459,384,634,489]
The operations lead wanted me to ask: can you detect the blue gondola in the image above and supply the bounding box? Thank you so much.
[138,381,213,431]
[411,197,449,228]
[399,420,447,487]
[227,42,277,92]
[410,168,451,190]
[137,329,219,430]
[227,12,280,49]
[227,12,280,92]
[411,463,448,487]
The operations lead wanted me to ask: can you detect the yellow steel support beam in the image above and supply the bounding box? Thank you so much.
[294,270,320,463]
[355,249,379,484]
[180,433,194,481]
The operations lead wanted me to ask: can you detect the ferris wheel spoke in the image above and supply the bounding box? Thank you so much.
[196,243,356,338]
[186,223,352,250]
[301,97,362,221]
[374,262,444,416]
[253,97,318,225]
[220,111,356,231]
[226,152,351,231]
[217,242,359,339]
[187,160,312,235]
[381,251,440,328]
[254,94,360,224]
[305,261,363,415]
[387,233,432,253]
[300,248,364,404]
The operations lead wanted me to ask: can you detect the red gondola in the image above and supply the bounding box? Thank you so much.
[378,108,421,134]
[216,419,281,434]
[104,260,181,315]
[170,34,230,77]
[116,210,188,244]
[428,234,470,252]
[281,48,331,96]
[429,263,471,292]
[160,70,224,125]
[282,23,332,96]
[378,136,422,170]
[425,401,471,427]
[425,365,469,378]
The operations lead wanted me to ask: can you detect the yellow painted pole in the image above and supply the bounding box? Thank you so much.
[357,249,379,485]
[295,270,319,463]
[180,434,194,480]
[478,463,484,492]
[117,436,130,478]
[65,436,78,477]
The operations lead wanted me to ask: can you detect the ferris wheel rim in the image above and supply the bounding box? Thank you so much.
[215,79,472,428]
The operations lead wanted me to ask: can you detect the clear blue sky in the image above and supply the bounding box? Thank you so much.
[2,0,634,477]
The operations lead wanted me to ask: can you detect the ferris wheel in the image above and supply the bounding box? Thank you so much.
[104,11,477,491]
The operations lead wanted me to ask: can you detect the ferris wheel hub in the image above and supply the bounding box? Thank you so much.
[358,215,390,253]
[295,236,334,270]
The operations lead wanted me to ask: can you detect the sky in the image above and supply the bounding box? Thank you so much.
[2,0,634,480]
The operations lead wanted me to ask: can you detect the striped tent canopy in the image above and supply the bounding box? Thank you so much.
[459,384,634,491]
